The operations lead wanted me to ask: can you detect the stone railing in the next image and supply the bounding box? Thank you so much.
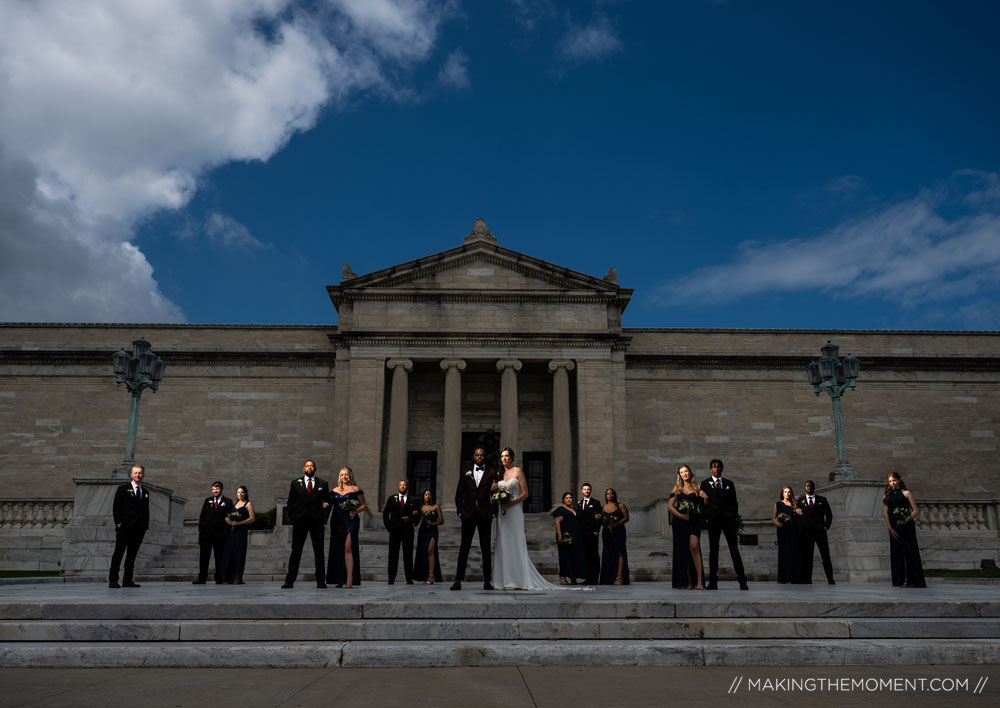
[0,499,75,529]
[916,500,997,531]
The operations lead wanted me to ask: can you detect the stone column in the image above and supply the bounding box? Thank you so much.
[549,359,576,502]
[496,359,522,463]
[384,359,413,489]
[440,359,466,511]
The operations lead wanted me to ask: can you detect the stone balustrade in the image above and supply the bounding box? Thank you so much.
[0,499,74,529]
[916,500,997,531]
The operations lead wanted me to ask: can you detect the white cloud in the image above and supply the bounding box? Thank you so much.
[557,16,622,64]
[205,212,269,252]
[438,49,470,89]
[0,0,446,322]
[0,148,184,322]
[654,172,1000,326]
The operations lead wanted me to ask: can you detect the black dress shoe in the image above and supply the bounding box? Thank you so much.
[335,583,344,588]
[483,581,494,590]
[739,580,749,590]
[316,582,327,589]
[705,582,718,590]
[122,582,141,588]
[192,579,206,585]
[450,581,462,590]
[828,579,836,585]
[387,580,394,585]
[406,580,413,585]
[108,581,121,588]
[281,582,294,589]
[215,580,224,585]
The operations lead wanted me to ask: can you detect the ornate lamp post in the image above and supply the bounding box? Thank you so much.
[806,341,860,481]
[112,337,166,477]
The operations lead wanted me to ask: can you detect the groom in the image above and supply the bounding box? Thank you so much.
[451,447,497,590]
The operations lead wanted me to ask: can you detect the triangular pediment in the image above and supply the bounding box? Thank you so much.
[332,239,618,297]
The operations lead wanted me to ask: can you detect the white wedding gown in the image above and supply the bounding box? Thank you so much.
[492,476,559,591]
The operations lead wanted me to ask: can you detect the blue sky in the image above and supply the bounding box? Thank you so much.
[2,1,998,329]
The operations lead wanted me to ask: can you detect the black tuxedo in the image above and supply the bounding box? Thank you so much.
[196,495,233,582]
[284,474,331,585]
[383,493,420,583]
[797,493,835,583]
[453,466,497,583]
[576,496,602,583]
[109,483,150,585]
[700,475,747,585]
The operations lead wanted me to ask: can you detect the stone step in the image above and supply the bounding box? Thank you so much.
[3,639,998,668]
[4,617,999,642]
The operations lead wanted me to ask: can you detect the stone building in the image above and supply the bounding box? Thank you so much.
[1,219,998,577]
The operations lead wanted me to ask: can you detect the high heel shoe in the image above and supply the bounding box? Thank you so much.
[613,572,623,586]
[559,577,569,585]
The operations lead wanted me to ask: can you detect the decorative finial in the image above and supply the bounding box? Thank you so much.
[342,263,356,281]
[464,217,497,243]
[603,266,618,284]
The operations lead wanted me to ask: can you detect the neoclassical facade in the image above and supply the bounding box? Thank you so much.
[1,219,998,574]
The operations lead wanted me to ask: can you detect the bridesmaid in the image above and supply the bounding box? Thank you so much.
[599,488,630,585]
[668,464,707,589]
[551,492,589,584]
[326,466,367,588]
[413,490,444,584]
[220,486,254,584]
[883,472,927,588]
[772,485,802,584]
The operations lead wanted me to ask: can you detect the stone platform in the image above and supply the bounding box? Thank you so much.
[2,580,999,668]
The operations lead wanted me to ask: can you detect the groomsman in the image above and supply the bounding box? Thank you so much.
[577,482,602,584]
[383,479,419,584]
[109,464,150,588]
[281,460,331,589]
[451,446,497,590]
[797,480,835,584]
[193,481,233,584]
[700,459,749,590]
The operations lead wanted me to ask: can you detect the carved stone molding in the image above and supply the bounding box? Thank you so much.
[464,217,498,244]
[439,359,467,372]
[496,359,523,373]
[386,358,413,371]
[547,359,576,373]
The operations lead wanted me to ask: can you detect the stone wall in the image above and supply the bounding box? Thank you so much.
[0,325,338,517]
[623,328,1000,521]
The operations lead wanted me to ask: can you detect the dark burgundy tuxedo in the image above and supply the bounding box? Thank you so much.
[453,466,497,583]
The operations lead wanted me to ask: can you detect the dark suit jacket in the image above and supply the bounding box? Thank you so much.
[382,493,420,534]
[113,484,149,531]
[700,476,740,524]
[577,497,603,534]
[454,467,497,519]
[198,495,234,541]
[797,494,833,533]
[286,475,331,526]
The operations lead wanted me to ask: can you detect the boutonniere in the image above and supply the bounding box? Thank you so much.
[297,479,304,486]
[128,488,136,497]
[465,470,473,478]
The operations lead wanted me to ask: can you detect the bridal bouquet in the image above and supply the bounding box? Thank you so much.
[892,507,913,524]
[342,499,361,513]
[776,512,791,526]
[675,499,700,519]
[491,489,513,505]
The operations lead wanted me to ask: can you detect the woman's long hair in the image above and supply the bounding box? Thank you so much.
[883,471,908,505]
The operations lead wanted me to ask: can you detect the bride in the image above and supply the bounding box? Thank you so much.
[493,447,559,591]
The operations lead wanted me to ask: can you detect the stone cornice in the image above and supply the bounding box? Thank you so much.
[330,289,624,305]
[328,331,632,351]
[626,354,1000,372]
[0,351,337,368]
